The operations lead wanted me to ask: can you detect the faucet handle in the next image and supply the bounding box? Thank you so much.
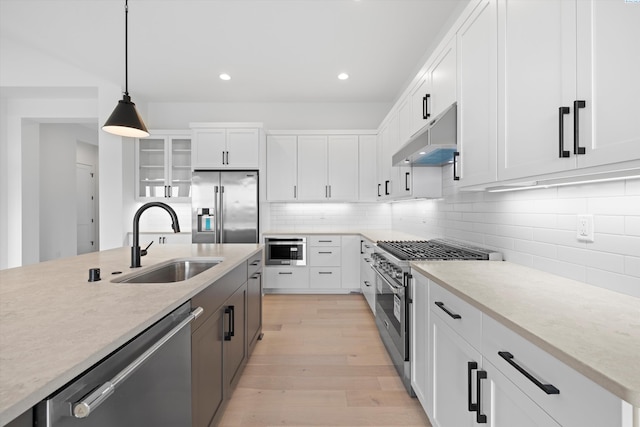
[141,241,153,257]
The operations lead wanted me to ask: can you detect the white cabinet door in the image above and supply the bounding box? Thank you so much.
[481,360,561,427]
[226,128,259,168]
[264,267,309,290]
[398,95,413,144]
[388,114,411,198]
[411,273,430,415]
[457,0,498,186]
[327,135,358,201]
[192,128,226,169]
[297,136,328,201]
[497,0,577,181]
[137,132,191,200]
[377,123,391,199]
[411,74,431,136]
[266,135,297,201]
[430,37,457,120]
[575,0,640,168]
[358,135,378,201]
[430,313,479,427]
[309,267,341,289]
[340,235,360,290]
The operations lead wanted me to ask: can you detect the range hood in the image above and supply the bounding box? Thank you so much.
[392,102,457,167]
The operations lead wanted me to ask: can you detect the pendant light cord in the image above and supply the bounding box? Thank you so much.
[124,0,129,96]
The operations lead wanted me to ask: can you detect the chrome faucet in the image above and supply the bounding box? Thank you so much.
[131,202,181,268]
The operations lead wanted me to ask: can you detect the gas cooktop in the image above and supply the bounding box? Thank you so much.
[376,239,501,261]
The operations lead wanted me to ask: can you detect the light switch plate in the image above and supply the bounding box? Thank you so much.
[577,214,594,242]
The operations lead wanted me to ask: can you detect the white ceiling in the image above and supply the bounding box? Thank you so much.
[0,0,468,105]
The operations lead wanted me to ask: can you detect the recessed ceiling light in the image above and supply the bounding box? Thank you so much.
[219,73,231,81]
[338,73,349,80]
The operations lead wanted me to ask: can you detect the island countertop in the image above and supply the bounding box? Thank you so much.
[411,260,640,410]
[0,243,262,426]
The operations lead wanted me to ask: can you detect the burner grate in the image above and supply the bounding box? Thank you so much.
[377,240,490,261]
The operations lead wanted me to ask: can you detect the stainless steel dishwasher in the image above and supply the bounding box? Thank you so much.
[36,301,202,427]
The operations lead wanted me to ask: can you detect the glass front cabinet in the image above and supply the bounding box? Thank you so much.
[136,131,192,200]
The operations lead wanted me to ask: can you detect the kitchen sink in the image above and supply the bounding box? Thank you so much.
[114,258,223,283]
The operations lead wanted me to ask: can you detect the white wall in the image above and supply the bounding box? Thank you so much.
[0,97,6,269]
[147,102,390,130]
[0,36,126,268]
[391,166,640,297]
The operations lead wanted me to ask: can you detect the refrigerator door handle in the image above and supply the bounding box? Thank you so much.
[219,185,224,243]
[214,185,220,243]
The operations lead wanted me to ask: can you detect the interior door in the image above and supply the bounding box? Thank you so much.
[76,163,96,255]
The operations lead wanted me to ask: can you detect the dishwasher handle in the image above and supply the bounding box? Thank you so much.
[72,306,204,419]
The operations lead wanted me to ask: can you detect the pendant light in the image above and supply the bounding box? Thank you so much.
[102,0,149,138]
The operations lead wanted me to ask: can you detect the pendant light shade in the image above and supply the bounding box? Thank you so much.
[102,0,149,138]
[103,94,149,138]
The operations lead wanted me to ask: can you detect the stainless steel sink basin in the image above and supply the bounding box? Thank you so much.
[114,258,222,283]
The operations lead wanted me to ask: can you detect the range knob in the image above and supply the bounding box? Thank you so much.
[393,268,403,279]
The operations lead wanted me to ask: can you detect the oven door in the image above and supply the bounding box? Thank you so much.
[373,267,406,359]
[265,238,307,266]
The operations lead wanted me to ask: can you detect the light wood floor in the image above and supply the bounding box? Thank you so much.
[218,294,431,427]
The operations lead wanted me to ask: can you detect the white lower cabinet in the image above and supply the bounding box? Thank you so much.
[410,273,430,413]
[264,267,309,290]
[413,274,630,427]
[359,238,376,312]
[264,235,360,293]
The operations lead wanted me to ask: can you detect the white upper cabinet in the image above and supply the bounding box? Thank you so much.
[297,136,329,201]
[456,0,498,186]
[327,135,359,201]
[497,0,640,182]
[191,124,260,169]
[136,131,191,200]
[574,0,640,168]
[266,135,297,201]
[497,0,578,180]
[358,135,378,202]
[409,37,457,139]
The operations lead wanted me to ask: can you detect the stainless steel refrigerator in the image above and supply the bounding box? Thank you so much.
[191,170,259,243]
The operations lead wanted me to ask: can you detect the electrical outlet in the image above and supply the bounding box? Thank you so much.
[577,215,594,242]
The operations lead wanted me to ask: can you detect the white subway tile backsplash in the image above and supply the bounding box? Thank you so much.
[264,175,640,297]
[626,217,640,236]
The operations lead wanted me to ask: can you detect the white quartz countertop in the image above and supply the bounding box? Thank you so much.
[0,243,262,426]
[411,261,640,408]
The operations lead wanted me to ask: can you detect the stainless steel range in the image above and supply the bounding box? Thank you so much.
[371,239,502,396]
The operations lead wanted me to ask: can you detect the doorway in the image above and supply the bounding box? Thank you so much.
[76,163,96,255]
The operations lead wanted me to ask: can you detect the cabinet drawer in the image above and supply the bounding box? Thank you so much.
[310,267,341,289]
[247,251,263,276]
[309,236,341,246]
[264,267,309,289]
[482,315,623,427]
[309,247,341,267]
[429,281,482,351]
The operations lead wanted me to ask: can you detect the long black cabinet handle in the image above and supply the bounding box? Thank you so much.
[467,362,478,412]
[318,271,333,275]
[453,151,460,181]
[224,306,234,341]
[498,351,560,394]
[405,172,410,191]
[377,183,381,197]
[558,106,570,158]
[278,272,293,275]
[476,370,487,423]
[573,100,586,155]
[360,240,365,254]
[434,301,462,319]
[385,180,390,196]
[423,94,431,119]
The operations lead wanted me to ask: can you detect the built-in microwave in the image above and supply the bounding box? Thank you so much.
[265,237,307,266]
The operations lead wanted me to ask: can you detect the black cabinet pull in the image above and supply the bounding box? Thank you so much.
[498,351,560,395]
[476,370,487,423]
[224,306,235,341]
[226,151,230,164]
[558,106,570,158]
[377,183,381,197]
[278,272,293,275]
[467,361,478,412]
[318,240,333,243]
[453,151,460,181]
[435,301,462,319]
[318,251,333,254]
[573,100,586,155]
[222,151,226,165]
[364,281,371,287]
[250,260,260,266]
[423,94,431,119]
[385,180,390,196]
[360,240,364,254]
[405,172,410,191]
[318,271,332,275]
